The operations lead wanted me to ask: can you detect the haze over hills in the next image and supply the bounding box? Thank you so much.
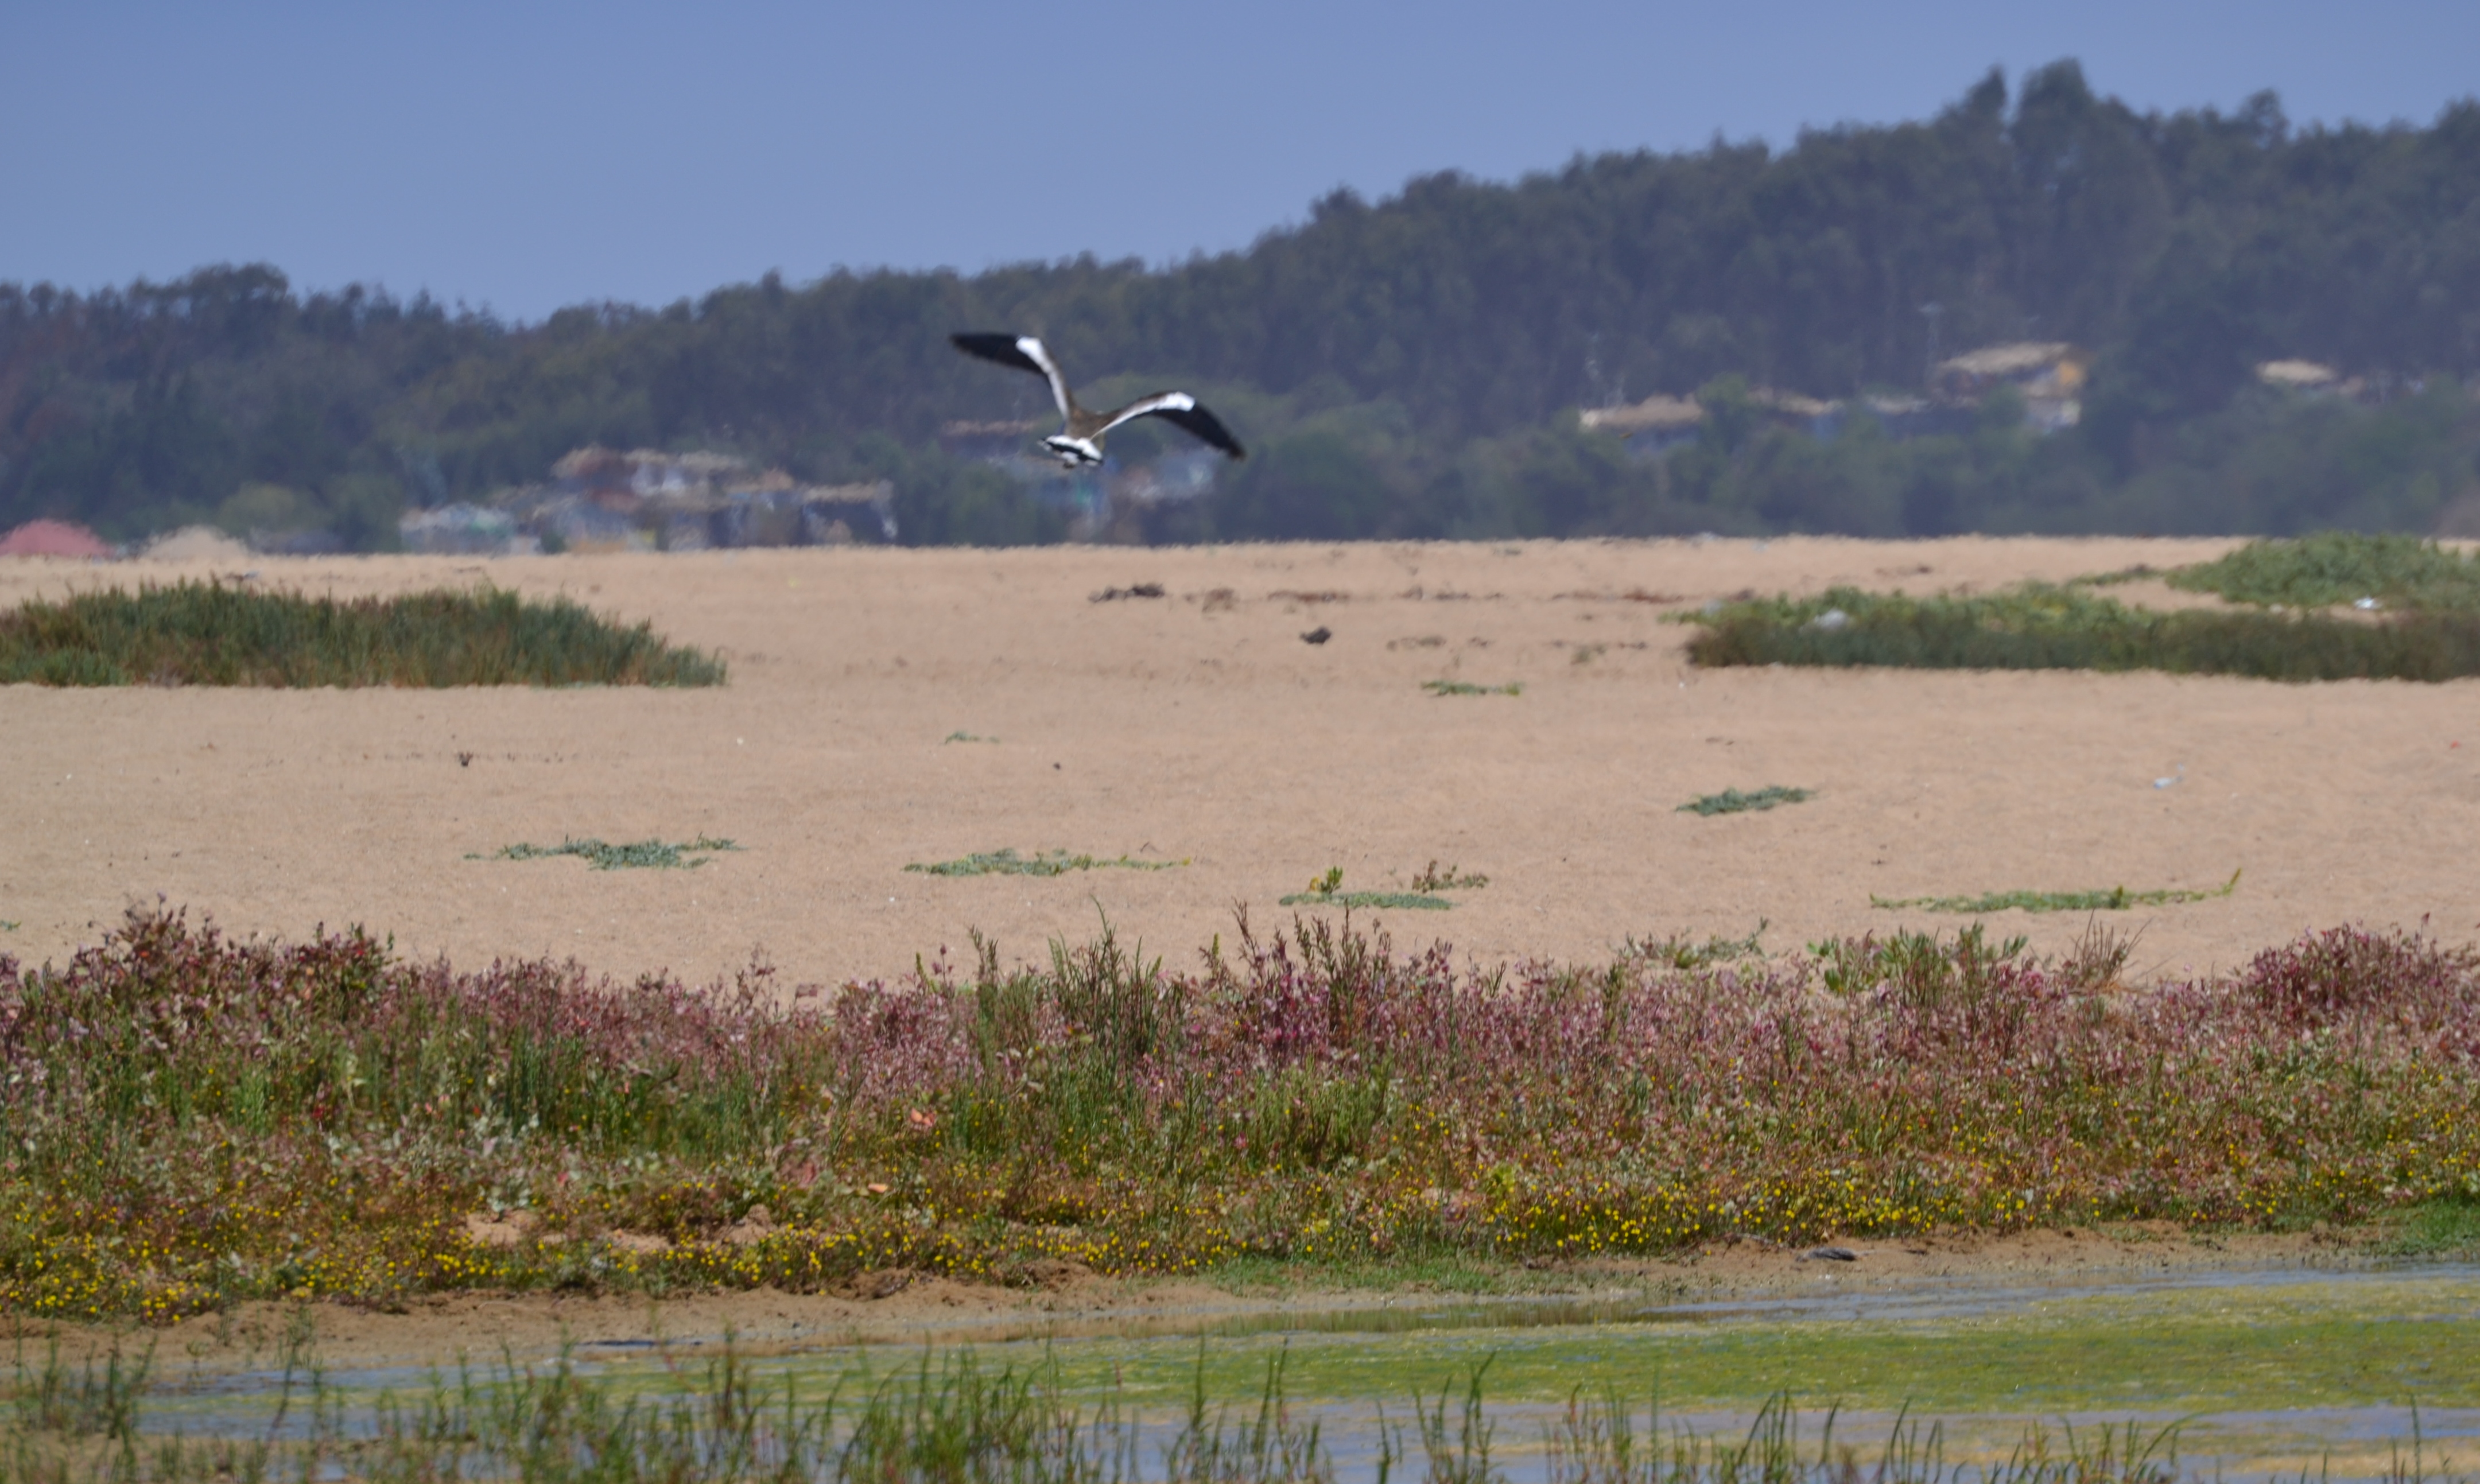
[3,61,2475,550]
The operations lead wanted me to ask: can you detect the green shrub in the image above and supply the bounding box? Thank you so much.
[2168,532,2480,611]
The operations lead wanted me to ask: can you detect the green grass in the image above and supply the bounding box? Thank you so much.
[0,580,725,686]
[2388,1196,2480,1257]
[1678,786,1814,816]
[1873,869,2241,914]
[905,849,1185,878]
[1422,679,1522,696]
[1686,583,2480,681]
[943,731,997,743]
[2169,532,2480,612]
[0,1338,2285,1484]
[484,836,742,869]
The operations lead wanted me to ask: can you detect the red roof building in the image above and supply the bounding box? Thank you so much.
[0,519,114,558]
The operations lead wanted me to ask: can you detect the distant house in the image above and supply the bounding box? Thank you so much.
[1581,387,1852,455]
[941,418,1221,536]
[1932,342,2089,431]
[399,503,520,555]
[1579,394,1707,456]
[0,519,113,559]
[480,448,897,551]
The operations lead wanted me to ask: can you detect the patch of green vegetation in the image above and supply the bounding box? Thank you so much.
[0,581,725,687]
[2385,1195,2480,1258]
[2169,532,2480,612]
[1810,923,2031,999]
[484,836,742,870]
[0,920,17,933]
[1679,785,1813,816]
[1279,891,1455,911]
[1281,866,1457,910]
[942,731,997,743]
[1686,584,2480,682]
[1873,869,2240,914]
[905,849,1184,878]
[1422,679,1522,696]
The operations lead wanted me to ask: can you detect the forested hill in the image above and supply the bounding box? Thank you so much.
[6,60,2478,549]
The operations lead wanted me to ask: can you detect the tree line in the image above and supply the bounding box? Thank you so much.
[4,60,2477,548]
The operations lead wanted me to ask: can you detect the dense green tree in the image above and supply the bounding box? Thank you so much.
[3,64,2476,547]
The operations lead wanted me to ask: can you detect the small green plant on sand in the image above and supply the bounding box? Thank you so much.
[906,849,1183,877]
[1280,866,1453,911]
[1411,860,1489,892]
[943,731,997,743]
[1423,679,1522,696]
[1874,868,2241,914]
[1679,785,1813,816]
[483,836,742,869]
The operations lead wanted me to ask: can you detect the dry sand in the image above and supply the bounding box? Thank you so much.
[4,535,2476,991]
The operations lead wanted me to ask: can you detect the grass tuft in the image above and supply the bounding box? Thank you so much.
[486,836,742,869]
[1422,680,1522,696]
[1686,584,2480,681]
[1678,786,1814,816]
[2169,532,2480,612]
[0,580,724,686]
[905,849,1185,877]
[1873,869,2241,914]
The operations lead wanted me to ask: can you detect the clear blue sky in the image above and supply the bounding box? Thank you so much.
[4,1,2473,323]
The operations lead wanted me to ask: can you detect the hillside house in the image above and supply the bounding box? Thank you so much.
[1932,343,2088,430]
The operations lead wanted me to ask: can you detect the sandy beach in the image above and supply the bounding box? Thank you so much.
[5,535,2474,990]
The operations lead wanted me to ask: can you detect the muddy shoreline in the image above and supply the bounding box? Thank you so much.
[15,1223,2386,1375]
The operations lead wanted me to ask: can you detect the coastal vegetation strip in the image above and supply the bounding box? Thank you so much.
[1685,582,2480,681]
[3,906,2475,1321]
[0,581,725,686]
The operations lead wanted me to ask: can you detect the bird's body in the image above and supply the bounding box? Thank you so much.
[949,333,1245,468]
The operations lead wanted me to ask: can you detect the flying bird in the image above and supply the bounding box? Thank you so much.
[950,333,1245,468]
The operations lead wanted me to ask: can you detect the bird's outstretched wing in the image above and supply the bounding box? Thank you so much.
[1094,392,1247,459]
[950,333,1074,420]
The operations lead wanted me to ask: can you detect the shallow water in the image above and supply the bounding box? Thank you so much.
[141,1262,2480,1481]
